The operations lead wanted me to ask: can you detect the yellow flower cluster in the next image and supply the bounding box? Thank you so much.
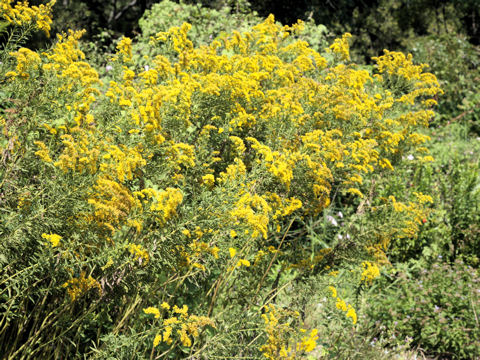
[177,228,219,271]
[97,16,441,258]
[328,285,357,324]
[41,232,61,247]
[101,144,146,182]
[127,243,149,264]
[360,261,380,285]
[54,132,100,174]
[0,0,55,36]
[42,30,101,130]
[388,192,433,238]
[230,192,271,239]
[228,247,251,269]
[218,158,247,183]
[5,47,41,79]
[136,187,183,224]
[88,176,137,233]
[260,304,320,359]
[34,140,53,163]
[328,32,352,61]
[373,50,428,81]
[113,36,132,63]
[296,328,319,353]
[373,50,443,105]
[62,271,101,302]
[144,303,215,348]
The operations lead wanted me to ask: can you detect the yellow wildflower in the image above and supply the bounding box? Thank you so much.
[327,285,337,298]
[153,333,162,347]
[236,259,251,267]
[41,233,61,247]
[62,271,101,302]
[143,307,161,319]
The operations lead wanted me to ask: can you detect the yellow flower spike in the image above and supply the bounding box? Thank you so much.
[143,307,161,319]
[164,317,180,326]
[8,48,41,79]
[230,192,271,239]
[115,37,133,62]
[236,259,250,267]
[328,33,352,61]
[210,247,220,259]
[162,326,173,344]
[101,258,114,270]
[346,305,357,324]
[1,0,55,36]
[202,174,215,187]
[298,328,319,352]
[41,233,62,247]
[361,261,380,285]
[173,304,188,316]
[335,298,347,312]
[34,141,53,163]
[128,243,149,264]
[153,333,162,347]
[193,263,206,271]
[62,271,101,302]
[346,188,364,198]
[229,248,237,258]
[178,327,192,347]
[138,187,183,224]
[327,285,337,298]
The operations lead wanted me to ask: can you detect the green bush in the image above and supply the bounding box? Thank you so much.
[0,1,449,358]
[132,0,328,67]
[364,260,480,359]
[378,123,480,266]
[407,34,480,133]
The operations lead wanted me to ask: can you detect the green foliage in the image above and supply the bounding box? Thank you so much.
[379,123,480,266]
[132,0,328,68]
[249,0,479,61]
[138,0,262,46]
[407,34,480,132]
[423,124,480,265]
[364,260,480,359]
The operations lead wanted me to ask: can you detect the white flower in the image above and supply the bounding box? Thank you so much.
[337,211,343,218]
[105,65,113,72]
[326,215,338,226]
[144,65,150,71]
[407,154,414,161]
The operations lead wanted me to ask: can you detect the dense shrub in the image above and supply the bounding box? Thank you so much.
[1,1,444,358]
[364,260,480,359]
[131,0,328,68]
[378,122,480,266]
[407,34,480,133]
